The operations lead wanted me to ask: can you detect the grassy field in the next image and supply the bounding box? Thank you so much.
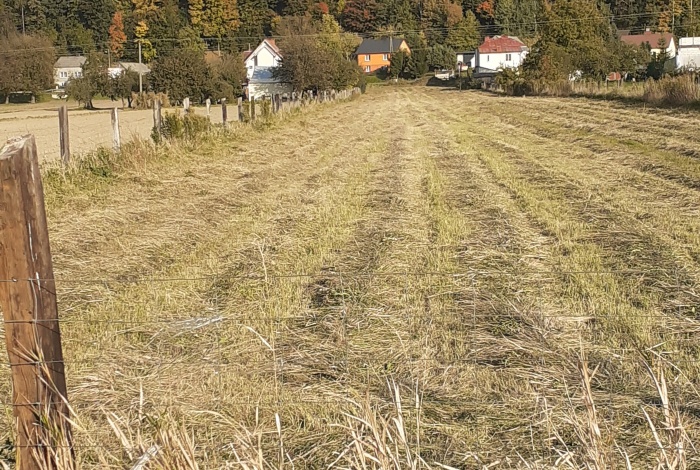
[2,86,700,468]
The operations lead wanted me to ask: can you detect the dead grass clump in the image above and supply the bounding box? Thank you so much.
[643,75,700,107]
[132,92,171,110]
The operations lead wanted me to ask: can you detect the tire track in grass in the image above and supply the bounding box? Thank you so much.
[0,98,395,465]
[496,100,700,189]
[422,89,698,464]
[405,89,622,464]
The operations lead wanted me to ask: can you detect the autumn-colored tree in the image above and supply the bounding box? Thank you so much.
[342,0,377,33]
[202,0,240,38]
[135,20,157,61]
[109,11,127,59]
[189,0,204,31]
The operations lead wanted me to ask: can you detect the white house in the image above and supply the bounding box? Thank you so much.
[244,38,282,79]
[677,37,700,70]
[54,56,86,88]
[620,29,676,58]
[475,36,529,72]
[247,67,292,100]
[456,51,476,71]
[243,38,291,100]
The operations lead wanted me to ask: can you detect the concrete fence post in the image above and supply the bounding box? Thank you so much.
[111,107,121,152]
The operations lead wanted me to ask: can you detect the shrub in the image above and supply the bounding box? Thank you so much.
[183,110,210,139]
[161,110,185,140]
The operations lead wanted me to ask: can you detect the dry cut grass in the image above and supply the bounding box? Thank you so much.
[1,86,700,468]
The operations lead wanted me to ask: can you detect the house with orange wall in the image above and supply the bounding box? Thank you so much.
[355,38,410,73]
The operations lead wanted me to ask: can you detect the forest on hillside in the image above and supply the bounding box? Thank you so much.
[0,0,697,61]
[0,0,696,102]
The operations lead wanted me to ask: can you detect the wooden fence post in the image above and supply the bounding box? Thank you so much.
[153,99,162,137]
[58,106,69,165]
[111,108,121,152]
[237,97,243,122]
[250,97,256,121]
[221,98,228,128]
[0,135,72,470]
[183,97,190,112]
[205,98,211,118]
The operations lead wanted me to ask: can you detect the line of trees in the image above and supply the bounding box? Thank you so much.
[66,48,247,108]
[0,32,55,102]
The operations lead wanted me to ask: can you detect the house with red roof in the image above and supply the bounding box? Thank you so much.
[475,36,529,73]
[620,29,676,57]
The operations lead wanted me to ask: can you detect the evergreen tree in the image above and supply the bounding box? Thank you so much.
[445,10,479,51]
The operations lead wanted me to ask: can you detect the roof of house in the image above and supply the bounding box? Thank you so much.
[249,66,286,83]
[242,50,253,61]
[55,56,86,68]
[355,38,406,55]
[120,62,151,74]
[247,38,282,63]
[458,52,475,62]
[620,30,674,48]
[478,36,527,54]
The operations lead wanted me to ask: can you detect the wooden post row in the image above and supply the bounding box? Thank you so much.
[0,135,73,470]
[58,106,69,165]
[111,108,120,152]
[221,98,228,128]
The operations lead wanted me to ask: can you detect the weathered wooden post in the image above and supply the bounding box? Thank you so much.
[250,96,256,121]
[0,135,73,470]
[237,97,243,122]
[111,107,121,151]
[58,105,70,165]
[153,99,162,137]
[205,98,211,118]
[221,98,228,128]
[183,97,190,112]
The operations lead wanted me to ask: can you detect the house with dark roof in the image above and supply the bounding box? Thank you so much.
[475,36,529,73]
[620,29,676,57]
[355,38,410,73]
[54,56,86,88]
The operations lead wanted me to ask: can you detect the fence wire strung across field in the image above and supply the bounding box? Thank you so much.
[1,268,699,466]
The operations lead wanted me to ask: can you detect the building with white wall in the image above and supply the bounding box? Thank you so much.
[677,37,700,70]
[475,36,529,72]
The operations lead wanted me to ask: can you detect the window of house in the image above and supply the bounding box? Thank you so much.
[60,71,67,78]
[383,53,389,61]
[365,54,371,62]
[506,53,512,61]
[365,65,371,72]
[487,55,490,61]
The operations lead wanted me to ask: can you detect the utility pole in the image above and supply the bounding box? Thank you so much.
[21,4,25,34]
[138,40,143,94]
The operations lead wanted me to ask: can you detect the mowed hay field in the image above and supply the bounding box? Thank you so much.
[2,86,700,468]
